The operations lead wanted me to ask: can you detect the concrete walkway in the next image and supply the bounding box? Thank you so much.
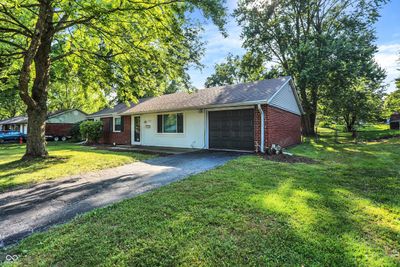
[0,151,240,247]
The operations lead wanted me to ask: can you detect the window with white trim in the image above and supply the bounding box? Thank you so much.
[157,113,183,133]
[113,116,123,132]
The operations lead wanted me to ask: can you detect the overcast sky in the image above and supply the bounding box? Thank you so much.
[188,0,400,93]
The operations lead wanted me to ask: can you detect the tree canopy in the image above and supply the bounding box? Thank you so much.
[383,89,400,118]
[0,58,24,119]
[235,0,387,135]
[205,52,282,87]
[0,0,227,158]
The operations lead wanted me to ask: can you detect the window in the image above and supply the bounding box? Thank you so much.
[157,113,183,133]
[113,117,123,132]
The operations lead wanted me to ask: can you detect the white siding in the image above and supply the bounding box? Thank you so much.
[268,83,301,115]
[138,110,206,149]
[20,124,28,134]
[47,110,87,124]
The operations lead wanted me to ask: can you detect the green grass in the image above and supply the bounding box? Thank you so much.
[2,136,399,266]
[316,125,400,142]
[0,143,154,192]
[357,123,390,131]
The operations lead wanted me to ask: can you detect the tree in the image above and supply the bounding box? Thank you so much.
[322,79,385,133]
[383,89,400,118]
[0,58,25,119]
[0,0,226,159]
[205,52,282,87]
[0,87,25,120]
[319,12,386,133]
[385,54,400,117]
[235,0,387,135]
[47,59,107,113]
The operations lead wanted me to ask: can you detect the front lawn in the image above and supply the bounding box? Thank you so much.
[3,137,399,266]
[0,143,154,192]
[317,124,400,142]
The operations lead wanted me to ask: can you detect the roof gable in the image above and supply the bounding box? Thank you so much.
[268,80,303,115]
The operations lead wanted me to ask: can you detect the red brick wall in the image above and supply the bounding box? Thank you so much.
[45,123,74,136]
[99,116,131,145]
[266,106,301,147]
[254,104,302,150]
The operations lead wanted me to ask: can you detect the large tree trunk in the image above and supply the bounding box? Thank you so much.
[297,84,317,136]
[346,123,353,132]
[24,107,48,159]
[344,114,356,133]
[302,112,316,136]
[18,1,54,159]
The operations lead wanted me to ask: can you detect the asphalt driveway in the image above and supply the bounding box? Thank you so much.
[0,151,240,247]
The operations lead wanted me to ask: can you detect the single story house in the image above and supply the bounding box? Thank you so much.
[87,76,304,152]
[0,116,28,134]
[0,109,87,138]
[390,113,400,130]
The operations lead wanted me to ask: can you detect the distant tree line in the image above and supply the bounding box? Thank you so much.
[0,0,227,158]
[206,0,390,134]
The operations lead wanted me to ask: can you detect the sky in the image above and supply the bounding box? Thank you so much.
[188,0,400,93]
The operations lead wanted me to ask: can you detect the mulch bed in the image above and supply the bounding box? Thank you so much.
[263,153,318,164]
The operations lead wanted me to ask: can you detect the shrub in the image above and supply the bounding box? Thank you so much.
[70,122,83,141]
[80,121,103,144]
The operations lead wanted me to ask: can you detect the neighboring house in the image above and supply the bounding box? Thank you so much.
[0,116,28,134]
[390,112,400,130]
[0,109,87,138]
[88,76,304,152]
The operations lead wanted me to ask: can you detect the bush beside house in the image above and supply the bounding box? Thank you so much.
[80,121,103,144]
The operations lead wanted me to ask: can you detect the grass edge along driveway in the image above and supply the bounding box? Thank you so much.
[2,137,399,266]
[0,143,154,192]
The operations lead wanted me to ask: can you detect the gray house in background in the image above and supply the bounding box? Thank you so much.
[0,109,87,138]
[0,116,29,134]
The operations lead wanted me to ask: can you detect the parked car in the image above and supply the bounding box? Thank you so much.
[0,131,27,143]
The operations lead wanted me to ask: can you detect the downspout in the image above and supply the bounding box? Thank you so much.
[203,109,208,149]
[257,104,265,153]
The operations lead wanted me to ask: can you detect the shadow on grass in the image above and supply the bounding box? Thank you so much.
[0,157,71,192]
[292,139,400,207]
[3,139,399,265]
[245,158,399,265]
[0,144,151,192]
[11,158,398,266]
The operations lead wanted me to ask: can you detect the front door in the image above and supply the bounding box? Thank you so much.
[132,116,141,144]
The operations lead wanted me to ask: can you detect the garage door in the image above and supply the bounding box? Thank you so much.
[209,109,254,151]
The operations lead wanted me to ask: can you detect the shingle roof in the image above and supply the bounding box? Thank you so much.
[121,76,292,115]
[0,116,28,125]
[0,109,87,125]
[47,109,88,118]
[88,102,137,118]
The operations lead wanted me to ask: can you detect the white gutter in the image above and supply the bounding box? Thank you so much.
[121,100,266,116]
[257,104,265,153]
